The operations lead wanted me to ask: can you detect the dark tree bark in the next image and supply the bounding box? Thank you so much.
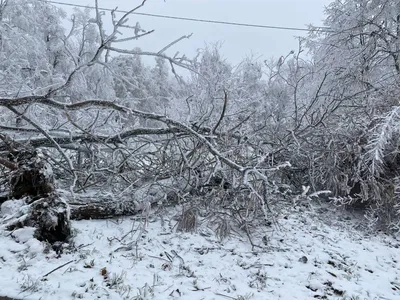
[70,197,158,220]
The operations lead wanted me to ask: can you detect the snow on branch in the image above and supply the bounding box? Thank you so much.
[365,106,400,174]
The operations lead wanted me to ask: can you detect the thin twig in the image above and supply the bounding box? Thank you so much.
[212,90,228,134]
[158,33,193,54]
[42,260,74,278]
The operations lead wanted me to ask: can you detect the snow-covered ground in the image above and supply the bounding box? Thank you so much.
[0,201,399,300]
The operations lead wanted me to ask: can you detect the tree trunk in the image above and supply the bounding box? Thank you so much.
[70,197,158,220]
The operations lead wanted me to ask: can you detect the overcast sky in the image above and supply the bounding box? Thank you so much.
[60,0,332,64]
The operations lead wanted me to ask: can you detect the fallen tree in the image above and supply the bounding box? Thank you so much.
[0,0,293,248]
[0,141,160,243]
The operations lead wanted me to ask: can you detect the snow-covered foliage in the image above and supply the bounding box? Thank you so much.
[294,0,400,228]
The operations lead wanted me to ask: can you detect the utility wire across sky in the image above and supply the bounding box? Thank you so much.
[38,0,333,33]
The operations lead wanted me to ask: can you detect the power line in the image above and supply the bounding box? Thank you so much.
[38,0,332,33]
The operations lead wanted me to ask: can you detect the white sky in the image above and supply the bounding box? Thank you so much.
[59,0,332,64]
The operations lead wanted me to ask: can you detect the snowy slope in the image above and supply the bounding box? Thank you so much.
[0,202,399,300]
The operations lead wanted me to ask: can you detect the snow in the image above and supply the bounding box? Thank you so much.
[0,199,27,217]
[0,203,399,300]
[11,227,36,243]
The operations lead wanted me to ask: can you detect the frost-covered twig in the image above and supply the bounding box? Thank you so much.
[42,260,74,278]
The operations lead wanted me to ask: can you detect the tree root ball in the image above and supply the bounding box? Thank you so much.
[9,149,55,200]
[26,194,71,243]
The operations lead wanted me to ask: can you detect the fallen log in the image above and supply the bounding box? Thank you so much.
[69,198,157,220]
[66,183,180,220]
